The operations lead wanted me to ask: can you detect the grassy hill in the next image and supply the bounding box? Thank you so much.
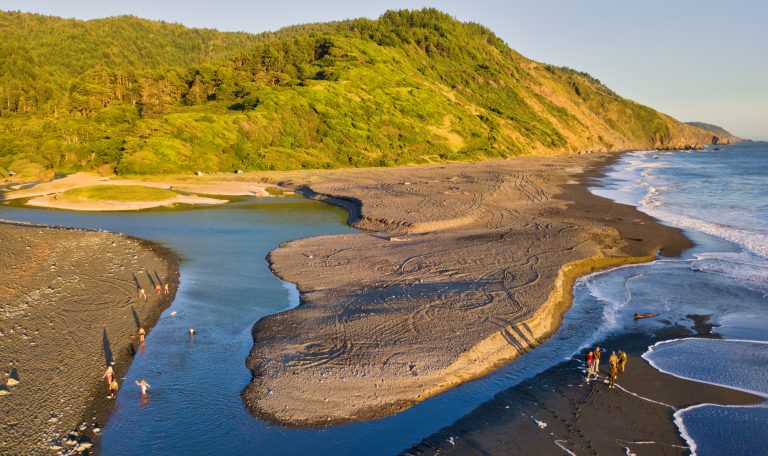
[685,122,739,139]
[0,9,738,178]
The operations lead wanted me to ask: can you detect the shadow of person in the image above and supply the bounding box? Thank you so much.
[102,328,113,366]
[154,272,164,287]
[131,306,142,329]
[132,273,141,291]
[145,272,156,289]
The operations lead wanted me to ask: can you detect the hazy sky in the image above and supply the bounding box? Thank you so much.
[3,0,766,139]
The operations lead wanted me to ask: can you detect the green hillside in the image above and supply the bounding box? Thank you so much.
[685,122,738,139]
[0,9,736,178]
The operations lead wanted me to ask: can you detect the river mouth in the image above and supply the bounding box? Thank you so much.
[2,191,667,455]
[0,197,684,454]
[3,145,765,455]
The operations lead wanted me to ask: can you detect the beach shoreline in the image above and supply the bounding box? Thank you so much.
[0,220,179,453]
[404,148,767,455]
[243,153,693,426]
[404,324,763,456]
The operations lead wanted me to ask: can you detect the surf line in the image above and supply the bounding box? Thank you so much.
[642,338,768,456]
[643,338,768,398]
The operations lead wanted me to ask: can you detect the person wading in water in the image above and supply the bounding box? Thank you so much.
[135,379,150,395]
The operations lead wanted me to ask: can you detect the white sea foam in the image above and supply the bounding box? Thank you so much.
[602,151,768,260]
[644,338,768,456]
[649,208,768,259]
[643,338,768,398]
[690,251,768,288]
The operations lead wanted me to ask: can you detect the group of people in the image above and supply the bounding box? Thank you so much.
[102,323,196,400]
[111,272,172,399]
[136,273,170,301]
[101,327,153,400]
[585,347,627,388]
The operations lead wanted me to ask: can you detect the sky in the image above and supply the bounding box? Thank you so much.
[2,0,766,140]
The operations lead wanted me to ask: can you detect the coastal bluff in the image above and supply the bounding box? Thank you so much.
[244,154,691,426]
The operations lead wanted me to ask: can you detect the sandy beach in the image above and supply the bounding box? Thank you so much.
[242,154,693,426]
[0,221,178,453]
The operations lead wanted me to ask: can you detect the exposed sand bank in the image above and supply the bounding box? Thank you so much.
[0,221,178,453]
[1,172,272,211]
[243,154,692,426]
[25,193,226,211]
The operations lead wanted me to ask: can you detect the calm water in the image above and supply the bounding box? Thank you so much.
[592,142,768,455]
[2,143,765,455]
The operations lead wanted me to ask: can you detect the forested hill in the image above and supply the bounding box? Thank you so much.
[0,9,738,177]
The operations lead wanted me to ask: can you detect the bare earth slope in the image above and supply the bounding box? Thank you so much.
[0,221,177,453]
[244,155,690,426]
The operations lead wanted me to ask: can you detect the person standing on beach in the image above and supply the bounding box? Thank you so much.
[103,365,114,385]
[163,282,170,295]
[585,350,595,382]
[135,379,150,395]
[138,287,147,300]
[108,380,119,399]
[593,347,601,376]
[608,352,619,388]
[618,350,627,373]
[138,327,146,343]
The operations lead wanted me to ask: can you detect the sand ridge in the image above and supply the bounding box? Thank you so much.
[243,155,691,426]
[0,221,178,453]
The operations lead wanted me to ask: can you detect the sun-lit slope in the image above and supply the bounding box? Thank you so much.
[0,9,735,177]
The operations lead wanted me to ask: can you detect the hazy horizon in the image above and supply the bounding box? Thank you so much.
[3,0,766,140]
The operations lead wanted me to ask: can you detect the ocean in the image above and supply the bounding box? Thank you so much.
[591,142,768,455]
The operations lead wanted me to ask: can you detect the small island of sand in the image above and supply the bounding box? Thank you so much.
[2,172,276,211]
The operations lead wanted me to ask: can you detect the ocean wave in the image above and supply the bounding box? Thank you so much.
[643,338,768,397]
[690,251,768,288]
[604,151,768,260]
[647,208,768,259]
[644,338,768,456]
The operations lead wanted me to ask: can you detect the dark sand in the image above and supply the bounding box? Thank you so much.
[244,154,693,426]
[0,221,178,453]
[404,324,762,456]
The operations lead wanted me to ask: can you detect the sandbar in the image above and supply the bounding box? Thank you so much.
[243,154,692,426]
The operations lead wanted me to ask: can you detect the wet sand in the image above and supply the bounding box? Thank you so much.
[404,325,763,456]
[243,154,693,426]
[0,221,178,453]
